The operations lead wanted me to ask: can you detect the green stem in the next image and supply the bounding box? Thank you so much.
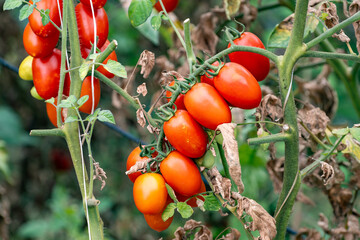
[302,51,360,62]
[30,128,65,137]
[247,133,290,146]
[299,121,330,150]
[183,19,196,74]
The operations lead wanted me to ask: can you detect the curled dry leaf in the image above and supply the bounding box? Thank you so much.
[146,125,160,135]
[223,0,241,19]
[192,12,219,55]
[298,103,330,138]
[242,197,277,240]
[138,50,155,79]
[256,94,283,125]
[136,108,146,128]
[239,1,258,28]
[231,191,243,218]
[295,228,322,240]
[320,162,335,185]
[217,123,244,193]
[220,228,241,240]
[93,161,107,190]
[207,167,233,205]
[125,157,151,176]
[160,70,183,86]
[350,0,360,54]
[173,219,213,240]
[136,83,147,97]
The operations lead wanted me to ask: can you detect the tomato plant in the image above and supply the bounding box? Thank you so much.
[23,23,59,58]
[184,83,231,130]
[227,32,270,82]
[133,173,168,214]
[214,62,262,109]
[79,0,107,9]
[160,151,201,197]
[126,146,150,183]
[163,110,208,158]
[19,56,33,81]
[154,0,179,13]
[78,76,101,114]
[75,2,109,49]
[165,80,186,110]
[28,0,61,37]
[32,49,70,100]
[46,97,64,127]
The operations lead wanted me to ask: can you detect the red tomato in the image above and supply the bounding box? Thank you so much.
[133,173,168,214]
[23,23,59,58]
[81,40,117,78]
[154,0,179,13]
[228,32,270,81]
[75,2,109,49]
[214,62,262,109]
[46,97,64,127]
[29,0,61,37]
[165,80,186,110]
[79,0,107,9]
[160,151,201,197]
[143,198,173,232]
[164,110,208,158]
[200,61,220,87]
[78,76,101,114]
[126,147,150,183]
[33,49,70,100]
[177,180,206,207]
[184,83,231,130]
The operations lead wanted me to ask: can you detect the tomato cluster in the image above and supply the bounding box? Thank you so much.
[20,0,115,126]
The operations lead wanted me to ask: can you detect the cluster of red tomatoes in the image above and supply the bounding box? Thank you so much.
[20,0,117,126]
[126,32,269,231]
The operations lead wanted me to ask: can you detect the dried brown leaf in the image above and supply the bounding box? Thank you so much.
[296,228,322,240]
[350,0,360,53]
[317,213,329,232]
[298,104,330,137]
[239,2,258,28]
[146,125,160,134]
[93,161,107,190]
[160,71,183,86]
[207,167,233,204]
[139,50,155,78]
[173,220,213,240]
[219,228,241,240]
[242,197,277,240]
[136,109,146,128]
[231,191,243,218]
[224,0,241,19]
[125,157,150,176]
[320,161,335,185]
[136,83,147,97]
[256,94,283,124]
[192,12,219,55]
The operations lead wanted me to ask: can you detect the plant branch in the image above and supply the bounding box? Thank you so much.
[248,133,290,146]
[30,128,65,137]
[183,18,196,74]
[299,121,330,149]
[302,51,360,62]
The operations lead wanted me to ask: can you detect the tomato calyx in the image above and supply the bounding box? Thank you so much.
[223,23,246,43]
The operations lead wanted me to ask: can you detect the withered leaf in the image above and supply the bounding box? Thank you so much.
[125,157,150,176]
[173,220,213,240]
[295,228,322,240]
[224,0,241,19]
[256,94,283,124]
[136,108,146,128]
[207,167,233,204]
[192,12,219,55]
[242,197,277,240]
[320,161,335,185]
[220,228,241,240]
[139,50,155,79]
[350,0,360,53]
[298,104,330,137]
[136,83,147,97]
[93,161,107,190]
[160,70,183,86]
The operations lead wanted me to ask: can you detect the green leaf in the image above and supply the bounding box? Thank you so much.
[65,116,78,124]
[203,194,221,211]
[350,127,360,142]
[128,0,153,27]
[85,109,101,123]
[3,0,22,10]
[103,60,127,78]
[45,97,55,105]
[19,4,35,21]
[79,62,90,81]
[332,127,349,136]
[89,53,100,60]
[151,15,162,31]
[162,203,176,221]
[41,9,50,26]
[342,134,360,163]
[165,183,178,202]
[77,95,89,108]
[176,202,193,218]
[224,0,241,20]
[58,95,77,108]
[97,110,115,124]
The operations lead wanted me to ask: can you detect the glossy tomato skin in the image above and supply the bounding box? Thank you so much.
[214,62,262,109]
[160,151,201,197]
[165,80,186,110]
[46,97,64,127]
[33,49,70,100]
[133,173,168,214]
[154,0,179,12]
[228,32,270,82]
[81,40,117,78]
[78,76,101,114]
[126,147,150,183]
[75,2,108,49]
[29,0,61,37]
[200,61,220,87]
[177,180,206,208]
[23,23,59,58]
[143,198,173,232]
[164,110,208,158]
[79,0,107,9]
[184,83,231,130]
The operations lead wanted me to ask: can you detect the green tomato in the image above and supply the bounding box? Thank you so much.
[195,149,215,169]
[30,86,43,100]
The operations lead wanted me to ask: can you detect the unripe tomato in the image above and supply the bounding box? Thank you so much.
[75,2,109,49]
[164,110,208,158]
[133,173,168,214]
[214,62,262,109]
[126,146,150,183]
[23,23,59,58]
[154,0,179,13]
[177,180,206,208]
[32,49,70,100]
[195,149,215,169]
[200,61,220,87]
[160,151,201,197]
[30,86,43,100]
[143,198,173,232]
[79,0,107,9]
[78,76,101,114]
[227,32,270,81]
[46,97,65,127]
[19,56,34,81]
[165,80,186,110]
[81,40,117,78]
[29,0,61,37]
[184,83,231,130]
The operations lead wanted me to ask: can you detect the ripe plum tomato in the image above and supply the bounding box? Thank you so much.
[23,23,59,58]
[29,0,61,37]
[78,76,101,114]
[79,0,107,9]
[19,56,34,81]
[163,110,208,158]
[46,97,64,127]
[143,198,173,232]
[126,147,150,183]
[177,180,206,208]
[133,173,168,214]
[227,32,270,81]
[214,62,262,109]
[165,80,186,110]
[154,0,179,13]
[184,83,231,130]
[75,2,109,49]
[81,40,117,78]
[200,61,220,87]
[160,151,201,197]
[32,49,70,100]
